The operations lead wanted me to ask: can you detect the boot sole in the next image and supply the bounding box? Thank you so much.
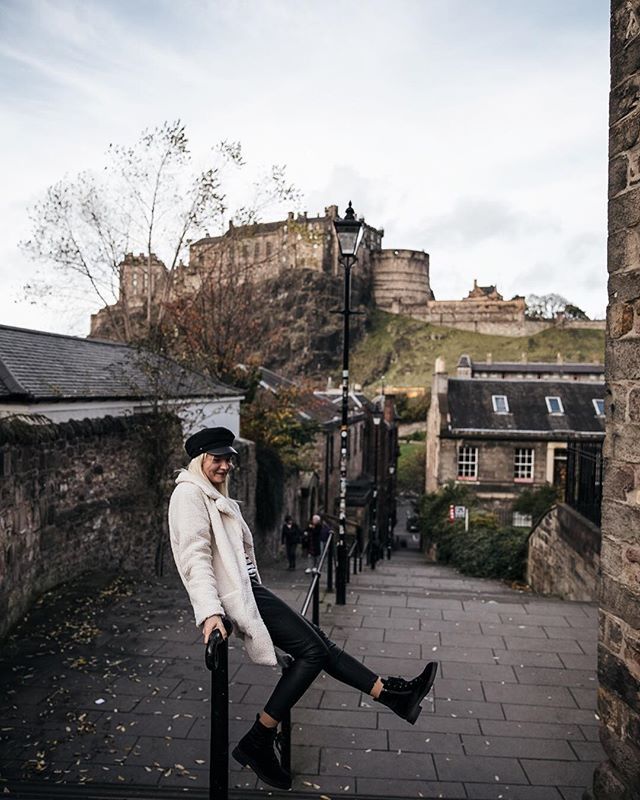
[406,661,438,725]
[232,745,292,791]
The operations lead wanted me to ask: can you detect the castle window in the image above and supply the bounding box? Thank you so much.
[132,272,138,292]
[514,448,535,482]
[266,242,273,258]
[242,244,249,259]
[254,241,260,258]
[492,395,509,414]
[593,398,605,417]
[457,445,478,479]
[545,396,564,414]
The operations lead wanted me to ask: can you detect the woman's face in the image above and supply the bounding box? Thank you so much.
[203,454,233,486]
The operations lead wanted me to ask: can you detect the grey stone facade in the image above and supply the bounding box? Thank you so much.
[592,3,640,796]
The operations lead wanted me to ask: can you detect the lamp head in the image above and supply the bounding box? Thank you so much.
[333,201,364,258]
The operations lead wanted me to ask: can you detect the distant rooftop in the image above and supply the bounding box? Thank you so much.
[0,324,239,403]
[446,378,605,439]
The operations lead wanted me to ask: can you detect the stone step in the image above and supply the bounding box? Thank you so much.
[2,779,465,800]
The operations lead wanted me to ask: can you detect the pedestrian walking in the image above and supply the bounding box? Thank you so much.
[281,514,301,570]
[303,513,329,573]
[169,427,438,791]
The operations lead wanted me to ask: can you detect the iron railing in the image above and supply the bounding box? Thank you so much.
[565,440,603,527]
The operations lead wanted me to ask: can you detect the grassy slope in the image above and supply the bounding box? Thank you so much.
[350,310,605,390]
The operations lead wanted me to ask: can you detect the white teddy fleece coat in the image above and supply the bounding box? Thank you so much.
[168,469,277,666]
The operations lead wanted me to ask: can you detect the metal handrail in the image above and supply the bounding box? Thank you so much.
[301,531,334,621]
[204,618,233,800]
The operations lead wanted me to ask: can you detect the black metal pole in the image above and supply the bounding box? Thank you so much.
[336,254,353,606]
[326,540,333,592]
[370,418,380,569]
[205,620,233,800]
[312,575,320,626]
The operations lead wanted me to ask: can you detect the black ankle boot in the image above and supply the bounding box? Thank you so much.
[375,661,438,725]
[232,715,291,790]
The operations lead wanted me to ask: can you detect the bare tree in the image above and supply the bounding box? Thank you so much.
[21,120,298,347]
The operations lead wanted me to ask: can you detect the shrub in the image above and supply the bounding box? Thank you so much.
[419,483,529,582]
[397,442,426,494]
[513,484,560,525]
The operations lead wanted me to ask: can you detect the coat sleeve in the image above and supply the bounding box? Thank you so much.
[169,485,225,626]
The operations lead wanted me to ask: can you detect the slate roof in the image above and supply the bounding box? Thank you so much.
[445,378,605,439]
[470,360,604,377]
[0,325,240,403]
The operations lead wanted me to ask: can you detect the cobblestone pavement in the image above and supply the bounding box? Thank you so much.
[0,549,602,799]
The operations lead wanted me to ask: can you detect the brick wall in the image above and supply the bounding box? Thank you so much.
[592,2,640,796]
[527,503,601,602]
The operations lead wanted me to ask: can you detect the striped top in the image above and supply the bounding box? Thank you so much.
[246,556,259,582]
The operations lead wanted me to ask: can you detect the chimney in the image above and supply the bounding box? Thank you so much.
[287,212,294,221]
[521,352,527,363]
[486,352,493,364]
[557,352,563,364]
[433,357,448,397]
[383,394,395,424]
[457,354,472,379]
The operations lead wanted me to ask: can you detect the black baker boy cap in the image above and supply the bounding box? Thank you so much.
[185,427,238,459]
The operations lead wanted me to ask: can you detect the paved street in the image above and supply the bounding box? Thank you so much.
[0,549,602,799]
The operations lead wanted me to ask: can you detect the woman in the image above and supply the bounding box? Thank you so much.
[169,426,437,791]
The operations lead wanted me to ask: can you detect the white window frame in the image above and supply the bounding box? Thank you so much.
[492,394,509,414]
[457,445,478,480]
[545,396,564,415]
[593,398,605,417]
[514,447,535,482]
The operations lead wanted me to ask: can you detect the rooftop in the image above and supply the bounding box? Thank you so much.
[0,324,239,403]
[446,378,606,438]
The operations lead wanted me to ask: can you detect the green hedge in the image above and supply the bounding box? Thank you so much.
[420,483,529,582]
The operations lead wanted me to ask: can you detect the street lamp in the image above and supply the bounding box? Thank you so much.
[333,201,364,605]
[369,407,383,570]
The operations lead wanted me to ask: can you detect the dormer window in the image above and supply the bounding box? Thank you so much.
[593,398,605,417]
[545,396,564,415]
[492,394,509,414]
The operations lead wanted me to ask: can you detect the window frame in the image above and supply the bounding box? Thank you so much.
[457,445,478,480]
[545,396,564,415]
[492,394,510,414]
[514,447,535,483]
[593,398,605,417]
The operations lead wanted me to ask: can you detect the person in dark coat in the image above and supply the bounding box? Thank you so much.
[304,513,330,573]
[281,515,301,570]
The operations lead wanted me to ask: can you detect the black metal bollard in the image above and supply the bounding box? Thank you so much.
[205,618,233,800]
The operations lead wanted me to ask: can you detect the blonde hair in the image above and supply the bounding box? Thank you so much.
[187,453,229,497]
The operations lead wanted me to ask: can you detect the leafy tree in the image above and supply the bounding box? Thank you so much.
[240,384,320,468]
[563,303,589,321]
[525,293,569,320]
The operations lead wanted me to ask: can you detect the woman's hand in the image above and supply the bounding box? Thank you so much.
[203,614,227,644]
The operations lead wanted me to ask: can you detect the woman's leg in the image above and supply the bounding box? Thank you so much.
[252,584,331,722]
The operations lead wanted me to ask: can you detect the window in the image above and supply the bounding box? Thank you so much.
[513,512,533,528]
[492,395,509,414]
[593,398,605,417]
[266,241,273,257]
[514,447,535,481]
[545,396,564,414]
[457,446,478,479]
[254,241,261,258]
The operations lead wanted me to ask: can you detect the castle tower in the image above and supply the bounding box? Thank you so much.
[372,249,434,318]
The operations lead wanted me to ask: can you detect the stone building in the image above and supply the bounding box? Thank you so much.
[425,357,606,522]
[591,2,640,796]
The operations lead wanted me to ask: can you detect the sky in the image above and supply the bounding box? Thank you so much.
[0,0,611,335]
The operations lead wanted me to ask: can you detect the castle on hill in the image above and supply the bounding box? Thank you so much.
[90,204,603,342]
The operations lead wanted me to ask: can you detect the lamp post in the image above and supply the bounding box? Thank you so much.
[370,407,383,570]
[333,201,364,605]
[386,464,396,559]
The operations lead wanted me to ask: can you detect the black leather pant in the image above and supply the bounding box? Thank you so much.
[252,583,378,722]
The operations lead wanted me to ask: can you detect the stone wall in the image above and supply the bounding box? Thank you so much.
[0,413,184,639]
[527,503,601,602]
[592,3,640,797]
[0,415,272,640]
